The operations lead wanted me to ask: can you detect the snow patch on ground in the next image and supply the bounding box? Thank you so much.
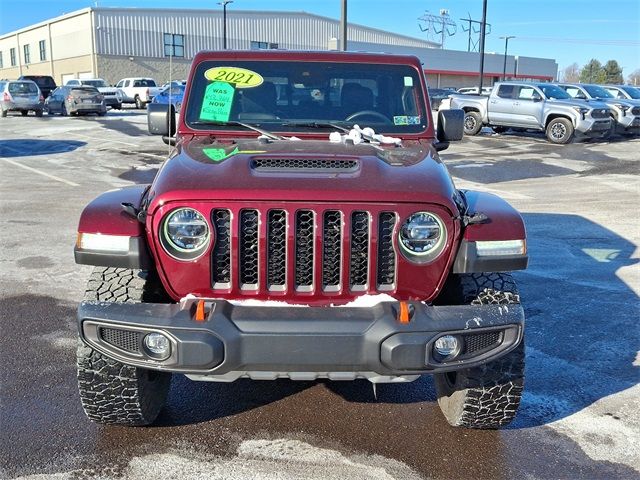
[12,438,422,480]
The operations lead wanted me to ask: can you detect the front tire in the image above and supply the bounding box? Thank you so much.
[135,95,144,109]
[77,267,171,426]
[433,273,525,429]
[546,117,574,144]
[463,111,483,135]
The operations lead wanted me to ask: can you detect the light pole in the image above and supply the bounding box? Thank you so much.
[218,0,233,50]
[500,35,515,81]
[477,0,488,93]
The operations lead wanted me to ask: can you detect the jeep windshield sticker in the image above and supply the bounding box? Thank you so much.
[393,115,421,126]
[204,67,264,88]
[199,81,235,122]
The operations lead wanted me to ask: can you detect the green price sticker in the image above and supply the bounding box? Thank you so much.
[199,81,235,122]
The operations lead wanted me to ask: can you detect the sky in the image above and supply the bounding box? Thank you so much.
[1,0,639,78]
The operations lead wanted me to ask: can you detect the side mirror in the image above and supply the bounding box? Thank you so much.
[532,95,543,102]
[435,108,464,151]
[147,103,176,136]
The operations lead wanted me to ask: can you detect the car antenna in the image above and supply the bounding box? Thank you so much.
[167,29,173,158]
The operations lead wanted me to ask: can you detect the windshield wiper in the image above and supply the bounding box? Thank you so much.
[190,120,283,140]
[281,121,351,133]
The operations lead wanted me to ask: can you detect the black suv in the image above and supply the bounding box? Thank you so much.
[18,75,57,98]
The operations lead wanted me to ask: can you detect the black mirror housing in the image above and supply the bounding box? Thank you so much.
[147,103,176,136]
[437,109,464,143]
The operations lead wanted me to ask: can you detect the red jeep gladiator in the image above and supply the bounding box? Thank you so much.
[74,50,528,429]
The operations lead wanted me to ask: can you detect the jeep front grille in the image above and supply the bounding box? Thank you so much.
[210,205,398,294]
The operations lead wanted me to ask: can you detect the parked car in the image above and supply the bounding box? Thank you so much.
[457,86,492,95]
[115,77,161,109]
[557,83,640,136]
[18,75,57,98]
[151,84,186,113]
[603,84,640,101]
[65,78,123,109]
[45,85,107,116]
[445,82,612,143]
[75,49,530,431]
[0,80,44,117]
[428,87,451,110]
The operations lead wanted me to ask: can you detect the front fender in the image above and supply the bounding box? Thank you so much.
[453,191,528,273]
[75,185,152,269]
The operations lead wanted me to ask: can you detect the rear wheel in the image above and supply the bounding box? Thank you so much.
[135,95,144,109]
[77,267,172,426]
[21,110,28,116]
[35,109,43,117]
[1,105,7,117]
[463,111,483,135]
[61,103,68,116]
[433,273,525,429]
[546,117,574,144]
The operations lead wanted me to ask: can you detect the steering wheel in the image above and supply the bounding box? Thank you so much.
[345,110,392,124]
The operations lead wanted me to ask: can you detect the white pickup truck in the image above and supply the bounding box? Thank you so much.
[441,81,613,144]
[114,78,161,109]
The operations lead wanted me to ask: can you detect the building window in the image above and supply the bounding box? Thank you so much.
[39,40,46,61]
[23,44,30,64]
[250,41,278,50]
[163,33,184,57]
[10,48,16,66]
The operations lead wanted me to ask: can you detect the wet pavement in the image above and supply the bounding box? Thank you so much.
[1,111,638,479]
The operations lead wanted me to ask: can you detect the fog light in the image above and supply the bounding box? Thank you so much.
[143,332,170,359]
[434,335,459,357]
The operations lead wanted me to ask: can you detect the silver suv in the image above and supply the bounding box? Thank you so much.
[0,80,44,117]
[558,83,640,136]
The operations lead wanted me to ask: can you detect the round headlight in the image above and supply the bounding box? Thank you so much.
[161,208,210,259]
[399,212,446,262]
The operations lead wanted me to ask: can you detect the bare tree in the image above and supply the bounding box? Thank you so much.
[627,69,640,86]
[561,63,580,82]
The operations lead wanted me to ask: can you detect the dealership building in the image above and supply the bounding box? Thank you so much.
[0,7,558,88]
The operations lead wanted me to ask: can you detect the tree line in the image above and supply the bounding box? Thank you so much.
[561,59,639,85]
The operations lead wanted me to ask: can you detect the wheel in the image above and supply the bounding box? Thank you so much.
[433,273,525,429]
[35,109,43,117]
[545,117,574,144]
[98,110,107,116]
[135,95,144,109]
[114,102,123,110]
[1,105,7,117]
[492,126,509,134]
[61,103,68,116]
[77,267,172,426]
[463,111,483,135]
[21,110,28,116]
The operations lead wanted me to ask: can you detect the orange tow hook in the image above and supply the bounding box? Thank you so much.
[398,301,411,324]
[195,299,207,322]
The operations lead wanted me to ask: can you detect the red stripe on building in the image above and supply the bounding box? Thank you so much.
[424,69,554,80]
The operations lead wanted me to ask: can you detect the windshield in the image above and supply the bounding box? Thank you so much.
[584,85,614,99]
[82,80,108,88]
[185,60,428,133]
[134,79,156,87]
[620,86,640,99]
[537,84,571,100]
[24,76,55,87]
[9,82,38,94]
[71,87,99,95]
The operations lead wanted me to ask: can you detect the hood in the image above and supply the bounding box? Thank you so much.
[148,137,458,214]
[585,97,635,109]
[547,98,609,109]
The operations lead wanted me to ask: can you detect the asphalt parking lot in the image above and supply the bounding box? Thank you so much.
[1,110,638,479]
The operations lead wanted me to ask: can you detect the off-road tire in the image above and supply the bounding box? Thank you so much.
[463,111,483,135]
[77,267,171,426]
[433,273,525,429]
[135,95,144,109]
[546,117,574,144]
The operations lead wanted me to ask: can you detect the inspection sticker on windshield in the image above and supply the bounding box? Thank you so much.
[204,67,264,88]
[199,81,235,122]
[393,115,421,125]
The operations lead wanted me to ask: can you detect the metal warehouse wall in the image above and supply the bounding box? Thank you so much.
[93,8,437,58]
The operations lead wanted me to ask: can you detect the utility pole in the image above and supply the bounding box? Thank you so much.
[500,35,515,81]
[478,0,488,92]
[339,0,347,51]
[218,0,233,50]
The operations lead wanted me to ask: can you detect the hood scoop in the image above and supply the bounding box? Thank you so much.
[250,157,359,173]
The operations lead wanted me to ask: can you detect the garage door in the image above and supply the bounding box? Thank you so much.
[78,71,94,79]
[61,73,75,85]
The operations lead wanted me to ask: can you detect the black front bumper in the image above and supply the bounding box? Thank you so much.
[78,300,524,378]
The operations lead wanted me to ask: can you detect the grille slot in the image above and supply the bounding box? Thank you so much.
[211,209,231,288]
[322,210,342,291]
[591,108,609,119]
[267,209,287,291]
[99,327,141,354]
[349,211,370,290]
[239,209,259,289]
[295,210,315,291]
[377,212,397,289]
[462,331,502,355]
[251,158,358,172]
